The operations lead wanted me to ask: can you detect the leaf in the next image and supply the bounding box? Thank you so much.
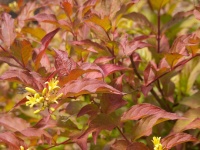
[161,133,196,149]
[70,39,106,53]
[79,114,119,139]
[162,10,193,32]
[0,70,44,90]
[183,118,200,130]
[149,0,169,10]
[123,12,155,33]
[65,101,84,115]
[127,142,149,150]
[0,13,16,48]
[94,56,114,64]
[11,39,33,66]
[173,108,200,132]
[0,114,30,132]
[21,27,46,40]
[165,53,183,69]
[87,14,111,31]
[110,140,129,150]
[0,132,25,149]
[194,9,200,20]
[61,1,73,17]
[77,104,99,117]
[54,49,77,76]
[100,64,129,77]
[143,62,156,86]
[31,13,58,23]
[121,103,183,122]
[34,28,60,71]
[59,63,104,85]
[100,75,127,114]
[59,79,122,98]
[180,91,200,108]
[16,127,53,145]
[132,115,176,140]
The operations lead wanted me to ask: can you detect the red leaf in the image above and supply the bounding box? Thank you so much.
[71,39,106,53]
[34,28,60,71]
[55,49,77,76]
[143,62,156,86]
[59,63,104,85]
[0,114,30,132]
[121,103,183,122]
[78,114,119,139]
[100,75,127,114]
[110,140,129,150]
[0,13,16,49]
[161,133,197,149]
[0,132,25,149]
[77,104,99,117]
[31,13,57,23]
[94,56,114,64]
[127,142,149,150]
[100,64,129,77]
[0,70,44,90]
[59,79,122,97]
[132,115,160,140]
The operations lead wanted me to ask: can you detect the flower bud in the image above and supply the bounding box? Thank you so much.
[25,87,37,94]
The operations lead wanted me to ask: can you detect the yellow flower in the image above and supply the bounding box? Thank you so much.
[152,137,163,150]
[26,93,44,108]
[45,77,60,92]
[25,77,63,113]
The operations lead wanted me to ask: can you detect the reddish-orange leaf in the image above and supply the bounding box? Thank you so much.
[77,104,99,117]
[161,133,197,149]
[110,140,129,150]
[61,1,73,17]
[127,142,149,150]
[121,103,183,122]
[132,115,159,140]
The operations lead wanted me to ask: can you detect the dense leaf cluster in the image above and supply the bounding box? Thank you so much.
[1,0,200,149]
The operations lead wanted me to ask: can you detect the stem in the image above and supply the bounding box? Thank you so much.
[129,55,143,81]
[157,9,161,53]
[116,126,131,144]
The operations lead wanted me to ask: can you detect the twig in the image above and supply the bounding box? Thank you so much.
[116,126,131,144]
[129,54,170,111]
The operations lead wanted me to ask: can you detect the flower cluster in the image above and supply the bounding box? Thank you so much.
[25,77,63,114]
[152,137,163,150]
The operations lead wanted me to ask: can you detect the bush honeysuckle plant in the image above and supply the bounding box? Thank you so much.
[1,0,200,149]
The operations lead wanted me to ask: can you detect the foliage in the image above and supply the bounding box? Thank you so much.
[0,0,200,149]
